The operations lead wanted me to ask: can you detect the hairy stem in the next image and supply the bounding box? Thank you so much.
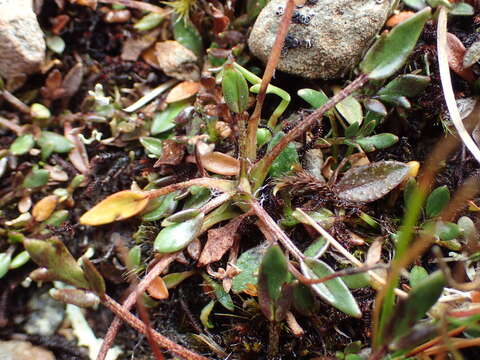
[102,294,208,360]
[146,178,234,199]
[97,254,177,360]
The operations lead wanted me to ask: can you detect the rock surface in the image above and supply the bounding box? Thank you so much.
[248,0,394,79]
[155,40,200,81]
[0,340,56,360]
[0,0,46,84]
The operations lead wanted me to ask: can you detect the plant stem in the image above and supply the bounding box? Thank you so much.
[250,200,304,261]
[245,0,295,162]
[102,294,209,360]
[97,254,177,360]
[252,74,369,189]
[268,321,280,360]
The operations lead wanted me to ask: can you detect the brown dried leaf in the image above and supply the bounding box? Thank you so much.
[165,81,201,103]
[153,139,185,167]
[200,151,240,176]
[198,216,245,267]
[156,41,200,81]
[447,33,476,82]
[64,123,90,175]
[366,238,383,266]
[122,28,161,62]
[61,63,84,99]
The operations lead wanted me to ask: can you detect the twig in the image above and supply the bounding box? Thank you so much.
[97,254,177,360]
[250,200,304,261]
[437,6,480,164]
[102,294,208,360]
[0,116,22,135]
[245,0,295,161]
[406,326,466,357]
[252,74,369,188]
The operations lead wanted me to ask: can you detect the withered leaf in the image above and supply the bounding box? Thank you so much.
[198,214,246,267]
[446,33,476,82]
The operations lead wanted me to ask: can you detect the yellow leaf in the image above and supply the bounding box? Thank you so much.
[80,190,149,226]
[147,276,169,300]
[32,195,58,222]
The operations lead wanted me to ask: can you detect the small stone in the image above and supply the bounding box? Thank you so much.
[155,40,200,81]
[248,0,395,79]
[23,291,65,336]
[0,340,55,360]
[0,0,46,85]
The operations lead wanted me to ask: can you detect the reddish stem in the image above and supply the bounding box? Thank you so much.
[102,294,209,360]
[96,254,176,360]
[245,0,295,161]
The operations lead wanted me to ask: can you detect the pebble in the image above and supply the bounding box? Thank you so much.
[23,291,65,336]
[0,340,55,360]
[248,0,395,79]
[0,0,46,86]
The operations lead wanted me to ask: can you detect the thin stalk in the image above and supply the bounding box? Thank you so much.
[268,321,280,359]
[250,199,304,261]
[245,0,295,162]
[252,74,369,189]
[437,6,480,164]
[102,294,208,360]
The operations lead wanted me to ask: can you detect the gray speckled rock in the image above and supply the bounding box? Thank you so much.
[248,0,395,79]
[0,0,45,83]
[0,340,55,360]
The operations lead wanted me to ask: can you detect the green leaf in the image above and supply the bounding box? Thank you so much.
[46,35,65,54]
[9,250,30,269]
[151,101,189,135]
[435,221,461,241]
[232,245,266,294]
[402,0,427,10]
[266,131,299,178]
[389,271,444,340]
[409,265,428,288]
[0,252,12,279]
[345,122,360,138]
[126,245,141,269]
[140,137,163,157]
[336,95,363,126]
[256,128,272,148]
[464,41,480,68]
[425,185,450,218]
[334,161,410,203]
[449,2,474,16]
[200,300,215,328]
[10,134,35,155]
[222,64,249,114]
[172,15,203,57]
[378,74,431,98]
[341,272,371,289]
[258,245,289,321]
[360,8,431,79]
[163,271,195,288]
[134,12,165,31]
[292,283,316,315]
[298,88,329,109]
[24,238,89,288]
[202,273,234,311]
[37,131,74,155]
[304,236,328,258]
[142,191,179,222]
[356,133,399,152]
[154,213,204,253]
[302,258,362,318]
[23,166,49,188]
